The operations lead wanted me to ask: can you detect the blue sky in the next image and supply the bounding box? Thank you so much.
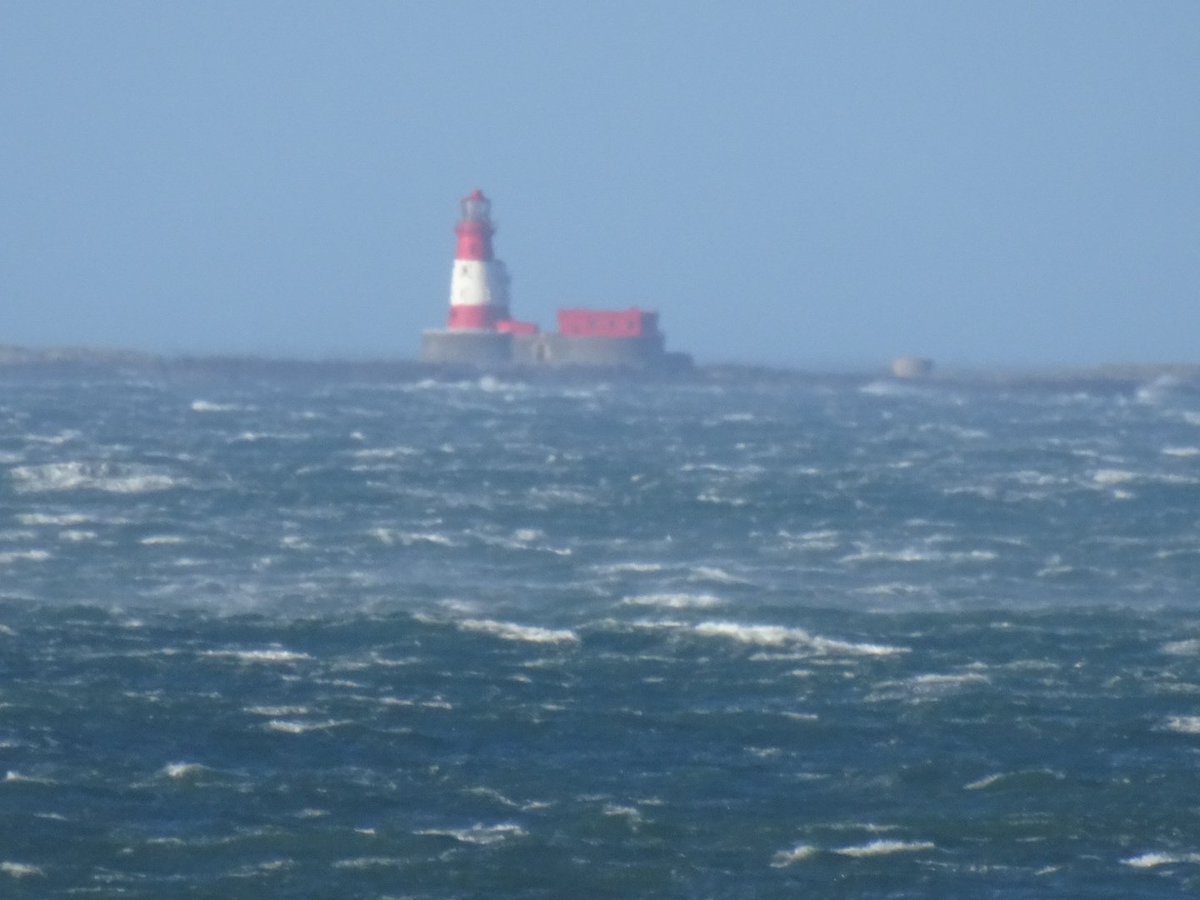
[1,2,1197,368]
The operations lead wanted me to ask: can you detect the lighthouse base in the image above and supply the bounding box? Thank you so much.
[420,330,513,367]
[514,334,680,369]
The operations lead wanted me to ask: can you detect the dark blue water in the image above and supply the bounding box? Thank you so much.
[3,371,1200,897]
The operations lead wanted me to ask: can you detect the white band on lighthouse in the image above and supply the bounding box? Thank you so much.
[449,259,510,308]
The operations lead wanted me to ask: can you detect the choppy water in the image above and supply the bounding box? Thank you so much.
[3,370,1200,897]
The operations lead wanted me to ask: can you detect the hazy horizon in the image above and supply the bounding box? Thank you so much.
[2,3,1197,369]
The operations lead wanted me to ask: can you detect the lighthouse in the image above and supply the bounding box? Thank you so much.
[420,190,528,366]
[446,190,510,330]
[420,189,691,370]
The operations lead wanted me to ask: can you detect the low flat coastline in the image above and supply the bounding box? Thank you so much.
[1,343,1198,393]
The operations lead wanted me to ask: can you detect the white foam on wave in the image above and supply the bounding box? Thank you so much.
[351,446,422,460]
[621,593,721,609]
[246,705,311,716]
[0,862,44,879]
[962,770,1067,791]
[867,671,991,704]
[465,786,525,809]
[5,770,56,785]
[190,400,247,413]
[266,719,351,734]
[833,839,935,857]
[593,562,665,575]
[602,804,644,826]
[1136,375,1183,404]
[1163,639,1200,656]
[371,528,458,547]
[1163,446,1200,458]
[226,859,296,878]
[16,513,90,526]
[778,529,842,550]
[696,491,750,507]
[201,648,313,664]
[770,844,818,867]
[0,550,50,564]
[231,431,301,443]
[333,857,405,870]
[1164,715,1200,735]
[690,565,753,585]
[415,823,527,845]
[11,461,182,494]
[470,529,572,556]
[458,619,579,644]
[141,535,186,545]
[59,529,97,542]
[1091,468,1137,485]
[859,380,918,397]
[841,547,997,565]
[964,773,1005,791]
[27,430,79,445]
[912,672,990,688]
[162,762,209,779]
[693,621,906,656]
[1123,851,1200,868]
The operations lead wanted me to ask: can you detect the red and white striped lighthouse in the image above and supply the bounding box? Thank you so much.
[446,189,511,330]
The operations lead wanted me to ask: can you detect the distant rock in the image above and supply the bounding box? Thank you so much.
[891,356,934,379]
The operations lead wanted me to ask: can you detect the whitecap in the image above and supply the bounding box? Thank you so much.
[602,805,644,826]
[11,461,181,494]
[142,537,189,550]
[334,857,405,870]
[0,862,44,878]
[351,446,421,460]
[4,770,55,785]
[231,431,293,443]
[1164,715,1200,734]
[592,562,665,575]
[190,400,244,413]
[162,762,209,779]
[371,529,457,547]
[245,705,312,716]
[458,619,578,644]
[26,430,79,445]
[1163,446,1200,458]
[1162,639,1200,656]
[697,491,750,507]
[964,773,1006,791]
[911,673,990,688]
[693,621,906,656]
[621,593,721,609]
[859,380,917,397]
[266,719,350,734]
[466,787,523,808]
[16,513,90,526]
[1123,851,1200,868]
[1092,468,1137,485]
[770,844,818,867]
[415,823,527,845]
[0,550,50,564]
[59,529,97,542]
[227,859,296,878]
[201,648,313,664]
[689,566,753,585]
[833,839,935,857]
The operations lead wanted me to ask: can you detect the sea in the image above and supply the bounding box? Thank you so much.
[2,367,1200,898]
